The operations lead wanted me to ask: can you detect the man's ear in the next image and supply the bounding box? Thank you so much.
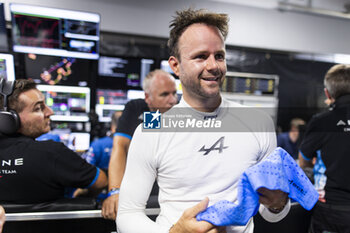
[168,56,180,76]
[324,88,335,104]
[144,92,150,106]
[324,88,332,100]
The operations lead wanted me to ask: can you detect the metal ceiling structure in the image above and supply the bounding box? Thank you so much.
[209,0,350,19]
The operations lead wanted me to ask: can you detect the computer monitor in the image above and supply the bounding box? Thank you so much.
[67,132,90,152]
[37,85,90,122]
[98,56,155,88]
[127,89,144,100]
[10,3,100,59]
[0,3,8,52]
[160,60,174,75]
[95,104,124,123]
[96,88,128,105]
[0,53,15,81]
[37,128,90,152]
[25,53,91,86]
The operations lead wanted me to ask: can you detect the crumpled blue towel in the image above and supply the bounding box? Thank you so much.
[196,147,319,226]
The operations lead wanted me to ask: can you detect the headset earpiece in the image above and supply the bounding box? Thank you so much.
[0,78,20,135]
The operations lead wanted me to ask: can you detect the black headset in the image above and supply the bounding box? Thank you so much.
[0,78,20,135]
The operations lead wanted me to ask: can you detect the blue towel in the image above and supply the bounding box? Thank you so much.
[196,147,319,226]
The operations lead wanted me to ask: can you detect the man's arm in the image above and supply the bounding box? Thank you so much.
[74,143,106,198]
[257,115,290,222]
[298,151,314,169]
[101,135,130,220]
[0,205,5,233]
[86,168,108,197]
[170,198,227,233]
[258,188,290,222]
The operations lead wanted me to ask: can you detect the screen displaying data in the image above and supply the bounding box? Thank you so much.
[10,3,100,59]
[98,56,154,88]
[0,53,15,81]
[25,54,91,86]
[37,85,90,122]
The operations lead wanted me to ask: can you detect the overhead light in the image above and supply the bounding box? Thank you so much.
[278,1,350,20]
[294,53,350,64]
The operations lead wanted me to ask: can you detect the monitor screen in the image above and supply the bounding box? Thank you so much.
[37,84,90,122]
[0,3,8,52]
[127,89,144,100]
[37,129,90,152]
[98,56,155,88]
[24,53,91,86]
[10,3,100,59]
[0,53,15,81]
[223,76,277,95]
[96,88,128,105]
[95,89,126,122]
[160,60,174,75]
[68,132,90,152]
[95,104,124,123]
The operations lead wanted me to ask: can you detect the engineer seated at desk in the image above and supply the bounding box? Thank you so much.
[0,79,107,204]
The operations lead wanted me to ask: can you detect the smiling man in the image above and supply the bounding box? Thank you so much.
[117,9,289,233]
[0,79,107,204]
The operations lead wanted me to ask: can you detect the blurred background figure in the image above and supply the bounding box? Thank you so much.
[85,111,122,174]
[299,64,350,233]
[74,111,122,200]
[277,118,305,160]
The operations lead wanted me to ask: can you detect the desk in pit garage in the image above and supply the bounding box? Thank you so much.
[4,208,160,233]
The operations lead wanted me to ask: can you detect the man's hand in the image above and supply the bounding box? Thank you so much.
[101,194,119,220]
[257,188,288,213]
[72,188,88,197]
[170,197,226,233]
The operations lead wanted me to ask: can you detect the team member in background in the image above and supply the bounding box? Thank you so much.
[74,111,122,199]
[0,79,107,204]
[299,64,350,233]
[85,111,122,173]
[277,118,305,160]
[102,69,178,219]
[116,8,289,233]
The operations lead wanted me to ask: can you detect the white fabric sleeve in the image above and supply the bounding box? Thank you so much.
[117,126,169,233]
[258,199,291,222]
[256,110,277,162]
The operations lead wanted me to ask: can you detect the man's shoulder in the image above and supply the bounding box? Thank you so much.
[32,139,66,151]
[277,132,289,139]
[0,135,67,155]
[309,108,335,125]
[122,99,149,117]
[92,136,113,146]
[222,98,245,108]
[125,98,148,108]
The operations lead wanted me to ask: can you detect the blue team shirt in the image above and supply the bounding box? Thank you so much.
[85,136,113,170]
[277,132,298,160]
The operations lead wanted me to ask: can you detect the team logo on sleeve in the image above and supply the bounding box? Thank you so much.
[143,110,161,129]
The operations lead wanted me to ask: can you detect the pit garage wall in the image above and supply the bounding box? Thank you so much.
[4,0,340,130]
[98,32,334,131]
[2,0,350,56]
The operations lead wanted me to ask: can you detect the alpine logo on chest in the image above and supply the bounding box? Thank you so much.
[198,136,228,156]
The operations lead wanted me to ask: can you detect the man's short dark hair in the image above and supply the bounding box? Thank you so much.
[168,8,229,60]
[0,79,37,113]
[324,64,350,99]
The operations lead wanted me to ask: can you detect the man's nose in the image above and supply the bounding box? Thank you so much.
[168,93,178,105]
[206,55,219,71]
[45,106,54,117]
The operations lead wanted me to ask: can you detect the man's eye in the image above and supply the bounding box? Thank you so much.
[195,55,206,59]
[216,54,225,60]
